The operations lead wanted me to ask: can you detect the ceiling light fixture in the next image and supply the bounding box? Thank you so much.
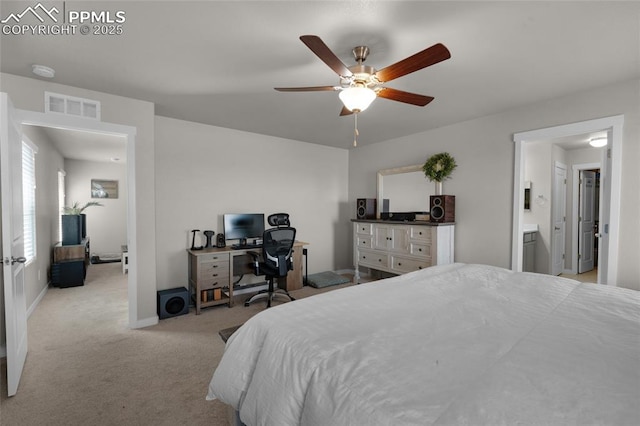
[338,86,376,113]
[32,64,55,78]
[589,137,607,147]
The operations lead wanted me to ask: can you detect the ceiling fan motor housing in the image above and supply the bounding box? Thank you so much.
[342,64,379,90]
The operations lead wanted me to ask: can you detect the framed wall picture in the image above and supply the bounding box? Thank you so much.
[91,179,118,198]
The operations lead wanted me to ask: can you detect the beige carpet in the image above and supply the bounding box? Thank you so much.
[0,263,354,425]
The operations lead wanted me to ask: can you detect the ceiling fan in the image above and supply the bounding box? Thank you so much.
[275,35,451,116]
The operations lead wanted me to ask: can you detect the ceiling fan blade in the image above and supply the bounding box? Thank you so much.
[375,43,451,83]
[339,106,353,116]
[274,86,338,92]
[377,87,434,106]
[300,35,353,77]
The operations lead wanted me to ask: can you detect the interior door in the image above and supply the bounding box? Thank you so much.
[1,93,28,397]
[578,170,596,273]
[551,162,567,276]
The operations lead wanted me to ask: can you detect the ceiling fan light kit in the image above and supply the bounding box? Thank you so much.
[339,86,377,113]
[276,35,451,145]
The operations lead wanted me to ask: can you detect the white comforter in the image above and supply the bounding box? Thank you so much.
[207,264,640,425]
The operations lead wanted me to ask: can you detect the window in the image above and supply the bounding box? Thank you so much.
[22,138,38,263]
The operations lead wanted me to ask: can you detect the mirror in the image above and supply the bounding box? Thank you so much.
[376,164,433,218]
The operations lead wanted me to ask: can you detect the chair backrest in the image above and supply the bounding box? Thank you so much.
[267,213,290,228]
[263,227,296,277]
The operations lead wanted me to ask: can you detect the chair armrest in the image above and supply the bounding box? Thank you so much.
[248,251,261,275]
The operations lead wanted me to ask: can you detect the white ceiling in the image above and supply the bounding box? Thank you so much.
[25,125,128,163]
[1,1,638,156]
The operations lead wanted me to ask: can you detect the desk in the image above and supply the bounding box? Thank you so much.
[187,241,308,314]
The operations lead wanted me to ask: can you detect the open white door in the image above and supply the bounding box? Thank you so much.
[1,93,28,396]
[578,170,596,273]
[551,162,567,276]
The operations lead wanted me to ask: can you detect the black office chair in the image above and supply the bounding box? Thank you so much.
[245,213,296,308]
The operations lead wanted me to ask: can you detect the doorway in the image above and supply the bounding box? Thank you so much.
[512,115,623,284]
[17,109,138,324]
[571,164,601,278]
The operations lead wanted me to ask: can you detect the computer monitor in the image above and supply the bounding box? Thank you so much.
[223,213,265,245]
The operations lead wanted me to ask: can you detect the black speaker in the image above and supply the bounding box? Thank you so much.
[356,198,376,219]
[216,233,226,248]
[157,287,189,319]
[430,195,455,223]
[61,215,82,245]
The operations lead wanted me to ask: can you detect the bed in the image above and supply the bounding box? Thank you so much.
[207,263,640,425]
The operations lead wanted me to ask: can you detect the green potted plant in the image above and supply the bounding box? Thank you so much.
[422,152,457,195]
[62,201,103,245]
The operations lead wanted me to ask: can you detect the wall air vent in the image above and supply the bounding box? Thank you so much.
[45,92,101,120]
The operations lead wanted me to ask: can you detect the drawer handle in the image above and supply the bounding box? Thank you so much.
[378,259,382,262]
[418,266,423,269]
[398,262,402,266]
[212,273,218,277]
[212,265,219,268]
[363,256,366,259]
[418,248,422,252]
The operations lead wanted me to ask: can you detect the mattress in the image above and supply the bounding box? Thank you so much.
[207,263,640,425]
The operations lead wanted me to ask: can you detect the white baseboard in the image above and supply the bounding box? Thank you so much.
[27,283,49,318]
[129,316,158,329]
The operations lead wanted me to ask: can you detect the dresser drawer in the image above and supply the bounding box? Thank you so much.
[391,255,430,273]
[410,226,432,243]
[355,222,373,235]
[358,249,388,269]
[357,235,373,249]
[410,242,431,258]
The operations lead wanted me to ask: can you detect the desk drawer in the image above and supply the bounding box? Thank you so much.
[199,263,229,281]
[197,252,229,263]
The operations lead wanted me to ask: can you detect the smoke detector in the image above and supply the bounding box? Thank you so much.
[32,64,55,78]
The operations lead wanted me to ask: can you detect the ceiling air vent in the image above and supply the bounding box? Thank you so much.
[45,92,101,120]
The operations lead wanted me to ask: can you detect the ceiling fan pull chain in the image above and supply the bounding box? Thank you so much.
[353,114,359,147]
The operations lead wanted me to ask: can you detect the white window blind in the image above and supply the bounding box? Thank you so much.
[22,140,37,263]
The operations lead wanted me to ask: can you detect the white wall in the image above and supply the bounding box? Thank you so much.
[154,116,350,291]
[349,79,640,290]
[23,127,65,303]
[64,159,127,256]
[0,125,64,350]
